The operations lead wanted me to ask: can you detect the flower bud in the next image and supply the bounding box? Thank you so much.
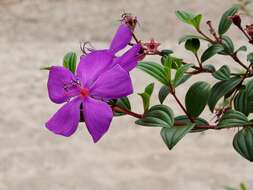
[230,14,242,28]
[246,24,253,38]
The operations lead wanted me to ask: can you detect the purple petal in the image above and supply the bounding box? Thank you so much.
[45,97,81,137]
[47,66,79,104]
[109,24,132,54]
[90,64,133,99]
[114,44,141,72]
[77,50,114,87]
[83,97,113,143]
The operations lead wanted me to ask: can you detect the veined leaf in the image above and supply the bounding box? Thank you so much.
[135,105,174,128]
[137,62,168,85]
[201,44,224,63]
[218,4,240,35]
[185,38,200,54]
[208,77,241,112]
[218,110,249,128]
[221,35,234,54]
[161,124,195,150]
[138,83,154,113]
[173,64,193,87]
[212,65,231,80]
[233,127,253,162]
[63,51,77,73]
[175,115,208,133]
[159,85,170,104]
[185,81,211,117]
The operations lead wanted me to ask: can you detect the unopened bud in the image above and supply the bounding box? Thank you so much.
[230,14,242,28]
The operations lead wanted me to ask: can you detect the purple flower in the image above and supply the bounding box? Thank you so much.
[109,24,141,72]
[46,50,133,143]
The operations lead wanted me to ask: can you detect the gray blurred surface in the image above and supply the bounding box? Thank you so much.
[0,0,253,190]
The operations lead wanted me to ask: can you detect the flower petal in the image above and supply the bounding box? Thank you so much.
[113,43,141,72]
[77,50,114,87]
[90,64,133,99]
[47,66,79,104]
[109,24,132,54]
[83,97,113,143]
[45,97,81,137]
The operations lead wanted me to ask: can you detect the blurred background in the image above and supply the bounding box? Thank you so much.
[1,0,253,189]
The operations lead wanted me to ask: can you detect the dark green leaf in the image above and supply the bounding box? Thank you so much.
[234,88,251,116]
[159,85,170,104]
[185,81,211,117]
[201,44,224,63]
[138,83,154,112]
[160,124,195,150]
[208,77,241,112]
[161,55,183,69]
[137,62,168,85]
[212,65,231,80]
[160,49,173,56]
[40,66,52,70]
[173,64,193,87]
[218,5,240,35]
[221,35,234,54]
[113,97,131,116]
[233,127,253,161]
[178,35,205,44]
[247,52,253,63]
[202,64,216,72]
[185,38,200,54]
[175,115,208,133]
[218,110,249,128]
[63,52,77,73]
[135,105,174,128]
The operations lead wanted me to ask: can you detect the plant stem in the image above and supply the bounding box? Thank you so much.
[112,105,143,119]
[170,87,195,123]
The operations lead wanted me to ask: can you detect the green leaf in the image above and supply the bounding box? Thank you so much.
[208,77,241,112]
[178,35,205,44]
[160,124,195,150]
[138,83,154,113]
[234,80,253,115]
[63,52,77,73]
[221,35,234,54]
[191,14,202,29]
[212,65,231,80]
[201,44,224,63]
[185,38,200,54]
[113,97,131,116]
[159,85,170,104]
[135,105,174,128]
[233,127,253,162]
[218,110,249,128]
[240,183,248,190]
[236,46,247,53]
[173,64,193,87]
[202,64,216,73]
[160,49,173,56]
[218,5,240,35]
[185,81,211,117]
[247,52,253,63]
[175,10,194,25]
[175,11,202,29]
[175,115,208,133]
[137,62,168,85]
[234,88,252,116]
[161,55,183,69]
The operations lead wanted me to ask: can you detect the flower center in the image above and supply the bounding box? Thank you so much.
[80,87,89,97]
